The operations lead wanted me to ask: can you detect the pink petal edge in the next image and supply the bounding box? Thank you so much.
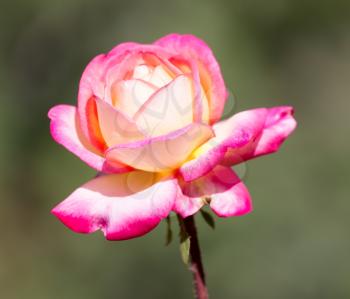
[52,171,178,240]
[209,166,252,217]
[179,108,268,182]
[106,123,214,172]
[154,34,228,123]
[48,104,129,173]
[222,106,297,165]
[77,42,176,143]
[174,165,252,218]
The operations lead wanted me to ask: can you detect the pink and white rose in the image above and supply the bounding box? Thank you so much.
[49,34,296,240]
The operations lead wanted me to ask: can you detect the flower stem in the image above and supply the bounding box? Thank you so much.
[183,215,209,299]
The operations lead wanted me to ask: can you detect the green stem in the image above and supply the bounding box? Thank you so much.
[183,215,209,299]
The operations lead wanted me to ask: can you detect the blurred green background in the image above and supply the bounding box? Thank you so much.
[1,0,350,298]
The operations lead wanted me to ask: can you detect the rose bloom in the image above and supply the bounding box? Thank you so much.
[49,34,296,240]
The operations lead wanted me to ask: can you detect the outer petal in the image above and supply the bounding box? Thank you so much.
[52,171,178,240]
[77,55,108,150]
[179,109,268,182]
[173,184,205,219]
[154,34,227,123]
[78,51,144,150]
[209,166,252,217]
[222,106,297,165]
[174,165,252,218]
[48,105,130,173]
[106,123,214,172]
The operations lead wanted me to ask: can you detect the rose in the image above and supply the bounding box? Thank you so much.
[49,34,296,240]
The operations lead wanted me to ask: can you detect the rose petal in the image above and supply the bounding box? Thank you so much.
[179,108,267,181]
[111,79,157,118]
[133,64,152,79]
[188,58,208,123]
[106,123,214,172]
[78,53,139,150]
[48,105,129,173]
[174,165,252,218]
[77,55,107,147]
[222,106,297,165]
[148,65,174,87]
[52,171,178,240]
[200,83,210,123]
[105,47,176,97]
[95,98,147,147]
[77,43,174,145]
[133,64,174,88]
[162,57,209,123]
[173,181,205,219]
[154,34,227,123]
[209,166,252,217]
[133,75,194,136]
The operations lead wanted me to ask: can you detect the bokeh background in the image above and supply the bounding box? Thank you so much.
[1,0,350,298]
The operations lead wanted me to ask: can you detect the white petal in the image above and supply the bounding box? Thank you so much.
[133,75,194,137]
[112,79,157,118]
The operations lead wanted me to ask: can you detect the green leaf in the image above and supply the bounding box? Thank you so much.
[177,215,191,265]
[179,234,191,265]
[165,216,173,246]
[200,209,215,229]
